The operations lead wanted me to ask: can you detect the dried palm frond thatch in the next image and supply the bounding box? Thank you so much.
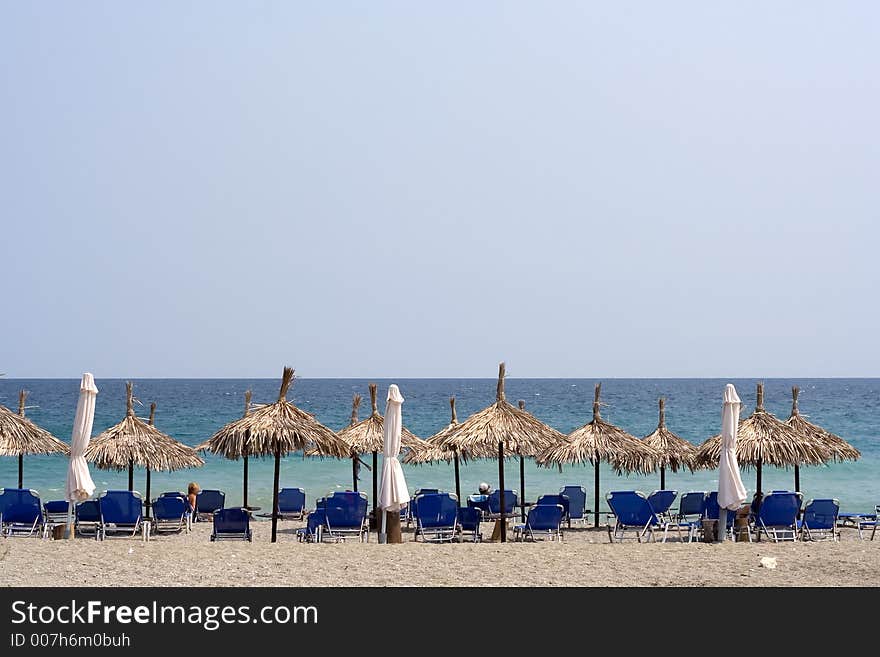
[536,382,660,527]
[641,398,696,488]
[204,366,350,541]
[786,385,859,491]
[85,383,204,490]
[693,382,830,496]
[0,390,69,487]
[436,363,566,541]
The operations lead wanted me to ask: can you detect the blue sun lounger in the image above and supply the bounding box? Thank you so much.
[278,487,307,520]
[560,485,588,525]
[98,490,145,541]
[456,506,482,542]
[321,491,369,542]
[0,488,46,538]
[647,490,678,522]
[754,491,803,542]
[151,495,189,534]
[296,509,327,543]
[797,498,839,541]
[413,492,459,543]
[75,500,101,537]
[662,491,706,543]
[606,491,660,543]
[195,489,225,521]
[210,508,252,541]
[514,503,565,542]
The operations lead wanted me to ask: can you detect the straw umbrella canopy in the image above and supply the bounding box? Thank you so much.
[202,367,351,542]
[0,390,69,488]
[536,383,660,528]
[693,382,829,499]
[786,385,860,492]
[336,383,425,521]
[403,396,468,502]
[85,382,204,495]
[641,398,696,490]
[435,363,565,542]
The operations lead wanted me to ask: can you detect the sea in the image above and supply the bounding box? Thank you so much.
[1,378,877,515]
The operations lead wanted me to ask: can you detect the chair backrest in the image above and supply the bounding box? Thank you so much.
[0,488,42,524]
[213,508,249,533]
[487,489,518,514]
[160,491,186,498]
[679,492,707,517]
[415,493,458,529]
[457,506,481,531]
[802,498,840,530]
[196,490,225,514]
[560,485,587,518]
[152,495,186,520]
[327,491,368,522]
[44,500,69,515]
[606,491,658,527]
[99,490,142,525]
[757,492,803,527]
[536,494,570,518]
[414,488,440,496]
[647,490,678,515]
[75,499,101,522]
[527,504,564,531]
[278,487,306,513]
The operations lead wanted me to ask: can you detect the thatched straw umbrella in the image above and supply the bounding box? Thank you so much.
[337,383,425,522]
[536,383,660,528]
[786,385,860,492]
[402,396,466,502]
[85,383,204,509]
[436,363,564,542]
[693,382,829,500]
[0,390,69,488]
[641,398,696,489]
[202,367,351,542]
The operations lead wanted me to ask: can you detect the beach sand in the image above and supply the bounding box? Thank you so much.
[2,518,879,587]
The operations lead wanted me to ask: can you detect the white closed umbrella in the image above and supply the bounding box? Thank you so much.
[377,384,409,543]
[716,383,747,541]
[65,373,98,538]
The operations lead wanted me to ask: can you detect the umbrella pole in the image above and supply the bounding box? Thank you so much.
[372,450,377,520]
[794,464,800,494]
[519,455,526,523]
[755,458,763,543]
[128,460,134,492]
[453,450,461,504]
[145,468,151,520]
[18,455,23,489]
[660,466,665,491]
[594,455,600,528]
[498,441,506,543]
[352,456,358,493]
[243,455,249,508]
[271,446,281,543]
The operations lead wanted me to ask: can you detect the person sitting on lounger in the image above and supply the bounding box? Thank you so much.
[187,482,200,515]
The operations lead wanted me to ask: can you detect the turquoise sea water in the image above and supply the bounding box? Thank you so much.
[1,378,877,514]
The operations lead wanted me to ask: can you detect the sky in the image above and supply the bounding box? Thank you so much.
[1,3,878,378]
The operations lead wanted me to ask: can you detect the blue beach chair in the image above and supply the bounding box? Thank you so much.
[151,495,188,534]
[195,489,225,521]
[43,500,70,532]
[514,503,565,542]
[536,494,570,524]
[210,508,252,542]
[97,490,144,541]
[0,488,45,538]
[413,492,459,543]
[754,491,803,542]
[456,506,483,543]
[487,489,519,521]
[798,498,839,541]
[662,491,706,543]
[322,491,369,542]
[278,487,307,520]
[605,491,660,543]
[296,509,327,543]
[560,485,588,525]
[647,490,678,522]
[74,500,101,537]
[702,492,739,541]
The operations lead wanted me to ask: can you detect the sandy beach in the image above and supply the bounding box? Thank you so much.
[2,518,879,587]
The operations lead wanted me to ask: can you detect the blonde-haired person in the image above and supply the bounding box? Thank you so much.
[187,482,200,517]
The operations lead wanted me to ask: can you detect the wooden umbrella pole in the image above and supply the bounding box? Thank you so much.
[17,390,27,488]
[517,400,526,522]
[349,393,361,492]
[243,456,249,508]
[128,459,134,492]
[794,465,800,494]
[498,441,506,543]
[594,455,600,528]
[271,445,281,543]
[453,449,461,504]
[352,457,358,492]
[792,387,801,493]
[660,466,666,491]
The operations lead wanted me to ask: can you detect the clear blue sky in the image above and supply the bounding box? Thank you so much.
[1,3,878,378]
